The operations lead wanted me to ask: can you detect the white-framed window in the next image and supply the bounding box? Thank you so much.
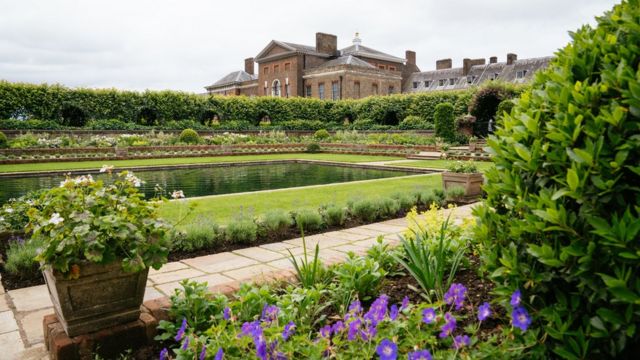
[516,70,527,79]
[318,83,325,99]
[412,82,418,89]
[332,81,340,100]
[438,79,445,87]
[305,85,312,97]
[449,78,455,85]
[424,80,430,88]
[271,79,281,97]
[467,75,475,84]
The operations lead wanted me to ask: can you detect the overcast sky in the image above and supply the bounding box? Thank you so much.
[0,0,619,93]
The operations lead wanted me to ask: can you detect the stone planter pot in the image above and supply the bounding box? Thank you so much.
[468,141,477,152]
[442,172,484,201]
[42,261,149,337]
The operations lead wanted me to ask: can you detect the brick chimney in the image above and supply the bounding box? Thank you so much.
[405,50,416,65]
[244,57,255,75]
[507,53,517,65]
[436,58,452,70]
[489,56,497,64]
[316,32,337,56]
[462,58,486,75]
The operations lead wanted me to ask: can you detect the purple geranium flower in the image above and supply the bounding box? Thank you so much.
[478,302,491,321]
[408,350,432,360]
[400,296,410,311]
[159,348,169,360]
[376,339,398,360]
[199,345,207,360]
[181,336,190,351]
[223,307,231,321]
[319,324,332,338]
[439,313,456,338]
[255,338,267,360]
[331,321,345,335]
[422,308,436,324]
[261,304,280,323]
[214,347,224,360]
[511,306,532,332]
[359,322,377,341]
[175,317,187,341]
[453,334,471,349]
[347,318,362,341]
[444,283,467,310]
[364,295,389,326]
[282,321,296,341]
[240,321,261,338]
[348,300,363,315]
[389,304,399,321]
[511,289,522,307]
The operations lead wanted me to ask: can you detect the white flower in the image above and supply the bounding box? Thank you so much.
[100,165,114,173]
[5,208,13,213]
[48,213,64,225]
[125,172,143,187]
[171,190,185,199]
[73,175,95,185]
[0,216,5,222]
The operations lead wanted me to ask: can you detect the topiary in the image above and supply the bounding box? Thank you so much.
[179,128,200,144]
[306,143,321,153]
[475,1,640,358]
[434,102,455,143]
[0,131,7,148]
[313,129,330,140]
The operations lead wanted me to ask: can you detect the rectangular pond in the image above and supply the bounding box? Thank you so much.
[0,162,420,203]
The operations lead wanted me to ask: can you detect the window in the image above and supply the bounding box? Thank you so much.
[284,63,291,71]
[412,82,418,89]
[438,79,445,87]
[493,73,499,80]
[305,85,312,97]
[354,81,361,99]
[263,67,269,75]
[424,80,431,88]
[318,83,325,100]
[388,86,395,94]
[389,66,396,71]
[285,84,290,98]
[378,65,386,70]
[274,65,279,73]
[449,78,455,85]
[331,81,340,100]
[516,70,527,79]
[271,79,281,97]
[466,75,475,84]
[372,83,378,95]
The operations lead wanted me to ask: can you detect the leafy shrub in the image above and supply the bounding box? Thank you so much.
[278,120,325,130]
[350,118,376,130]
[306,143,321,153]
[468,82,519,137]
[475,2,640,357]
[446,160,478,173]
[179,128,200,144]
[434,103,456,143]
[172,223,220,252]
[331,254,386,308]
[398,115,431,130]
[322,204,346,227]
[391,192,417,211]
[9,133,39,148]
[164,120,208,131]
[216,120,252,131]
[495,99,515,119]
[287,236,325,289]
[445,186,466,201]
[294,208,323,232]
[349,198,378,222]
[85,119,138,130]
[224,218,257,244]
[0,131,7,148]
[313,129,330,140]
[376,197,400,218]
[258,209,293,235]
[4,237,42,276]
[0,119,63,130]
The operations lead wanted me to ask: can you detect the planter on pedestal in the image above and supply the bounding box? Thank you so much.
[442,171,484,201]
[43,261,149,337]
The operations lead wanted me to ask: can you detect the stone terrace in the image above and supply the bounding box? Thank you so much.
[0,205,475,359]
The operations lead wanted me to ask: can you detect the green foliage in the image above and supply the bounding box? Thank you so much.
[4,237,42,276]
[306,143,321,153]
[375,197,401,218]
[495,99,515,119]
[0,119,63,130]
[399,115,431,130]
[445,186,466,201]
[224,217,258,244]
[434,102,456,142]
[330,253,386,310]
[293,208,324,231]
[468,82,521,136]
[258,209,293,235]
[27,171,171,276]
[446,160,479,173]
[287,234,326,289]
[85,119,140,130]
[171,222,220,252]
[391,192,417,211]
[349,198,379,222]
[322,204,346,227]
[278,119,326,130]
[0,131,7,148]
[178,128,200,144]
[313,129,330,140]
[475,1,640,357]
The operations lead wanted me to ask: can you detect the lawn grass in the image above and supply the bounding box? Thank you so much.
[0,153,404,173]
[389,159,494,172]
[159,173,442,226]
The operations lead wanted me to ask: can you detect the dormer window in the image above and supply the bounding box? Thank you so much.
[424,80,431,88]
[412,82,418,89]
[449,78,455,85]
[438,79,445,87]
[389,66,396,71]
[516,70,527,79]
[467,75,475,84]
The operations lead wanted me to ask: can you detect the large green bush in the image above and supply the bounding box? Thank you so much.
[468,82,521,137]
[434,102,455,142]
[178,128,200,144]
[0,131,7,148]
[475,1,640,358]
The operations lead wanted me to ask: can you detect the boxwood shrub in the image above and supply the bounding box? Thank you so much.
[475,1,640,357]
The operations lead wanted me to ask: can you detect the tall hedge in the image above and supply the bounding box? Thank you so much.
[0,81,476,129]
[434,102,455,142]
[475,1,640,358]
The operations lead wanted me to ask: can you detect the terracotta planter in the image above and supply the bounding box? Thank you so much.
[43,261,149,337]
[442,172,484,201]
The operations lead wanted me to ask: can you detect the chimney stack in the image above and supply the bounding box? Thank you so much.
[489,56,497,64]
[244,57,255,75]
[436,58,452,70]
[405,50,416,65]
[507,53,517,65]
[316,32,338,56]
[462,58,486,75]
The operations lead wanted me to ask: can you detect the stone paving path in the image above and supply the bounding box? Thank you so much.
[0,204,475,359]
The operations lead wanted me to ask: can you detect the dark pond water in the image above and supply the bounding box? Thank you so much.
[0,163,415,203]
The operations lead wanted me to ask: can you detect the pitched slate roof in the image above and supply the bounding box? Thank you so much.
[205,70,257,89]
[340,44,405,64]
[255,40,331,61]
[316,54,376,69]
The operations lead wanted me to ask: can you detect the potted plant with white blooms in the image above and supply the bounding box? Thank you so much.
[26,166,171,336]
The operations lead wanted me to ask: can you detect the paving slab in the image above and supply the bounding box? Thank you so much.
[15,344,47,360]
[190,273,235,288]
[19,308,52,345]
[340,227,387,237]
[149,261,190,275]
[331,243,370,255]
[222,264,278,281]
[182,252,259,273]
[0,295,9,312]
[0,331,25,360]
[0,310,19,334]
[8,285,52,312]
[324,230,371,242]
[259,242,298,252]
[148,268,206,285]
[144,287,165,302]
[232,247,286,262]
[360,222,407,233]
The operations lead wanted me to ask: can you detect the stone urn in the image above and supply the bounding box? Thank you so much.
[42,260,149,337]
[442,172,484,201]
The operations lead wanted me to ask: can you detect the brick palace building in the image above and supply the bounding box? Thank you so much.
[204,32,551,99]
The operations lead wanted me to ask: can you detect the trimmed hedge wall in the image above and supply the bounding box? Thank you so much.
[0,81,477,129]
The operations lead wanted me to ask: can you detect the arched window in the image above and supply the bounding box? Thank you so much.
[271,79,281,97]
